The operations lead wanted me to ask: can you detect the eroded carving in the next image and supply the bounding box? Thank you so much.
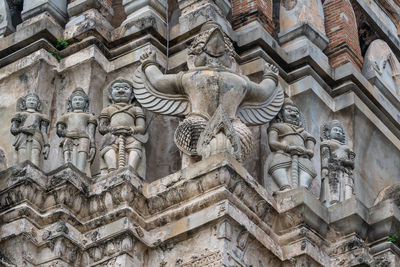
[134,21,283,167]
[320,120,355,206]
[99,79,148,177]
[56,89,97,176]
[265,98,316,192]
[11,93,50,168]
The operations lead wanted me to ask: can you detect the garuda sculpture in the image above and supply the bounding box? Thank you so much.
[56,89,97,176]
[133,21,283,166]
[99,79,148,177]
[320,120,355,206]
[11,93,50,167]
[265,98,316,192]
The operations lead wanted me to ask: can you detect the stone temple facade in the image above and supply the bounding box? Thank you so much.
[0,0,400,266]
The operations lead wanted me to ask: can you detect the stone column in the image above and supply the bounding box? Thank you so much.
[278,0,329,54]
[116,0,167,39]
[0,0,14,37]
[21,0,68,26]
[64,0,114,41]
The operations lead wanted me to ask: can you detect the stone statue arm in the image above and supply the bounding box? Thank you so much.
[268,129,289,152]
[133,117,145,135]
[320,145,330,169]
[244,63,279,103]
[344,151,355,169]
[140,50,182,95]
[10,118,21,136]
[305,139,315,158]
[99,117,110,136]
[88,122,96,162]
[238,63,283,126]
[56,122,66,137]
[320,145,330,205]
[40,120,50,159]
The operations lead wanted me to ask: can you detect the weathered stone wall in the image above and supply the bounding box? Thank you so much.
[0,0,400,266]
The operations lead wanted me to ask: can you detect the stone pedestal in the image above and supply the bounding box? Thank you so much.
[21,0,68,26]
[114,0,167,39]
[64,0,114,41]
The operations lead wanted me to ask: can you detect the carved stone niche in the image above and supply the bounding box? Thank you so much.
[362,39,400,99]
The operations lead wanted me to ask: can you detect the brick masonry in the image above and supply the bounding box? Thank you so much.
[232,0,275,34]
[323,0,363,70]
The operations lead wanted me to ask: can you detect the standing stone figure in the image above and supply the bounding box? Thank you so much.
[320,120,355,206]
[10,93,50,167]
[56,89,97,176]
[99,79,148,176]
[265,98,316,192]
[134,21,283,166]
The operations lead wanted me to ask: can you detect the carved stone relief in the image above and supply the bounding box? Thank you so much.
[56,89,97,176]
[320,120,355,206]
[10,93,50,168]
[265,98,316,192]
[134,21,283,167]
[98,79,148,178]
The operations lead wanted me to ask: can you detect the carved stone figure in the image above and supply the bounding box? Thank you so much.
[265,98,316,192]
[133,21,283,166]
[56,89,97,176]
[99,79,148,177]
[320,120,355,206]
[10,93,50,167]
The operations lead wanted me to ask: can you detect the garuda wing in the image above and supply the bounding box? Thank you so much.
[237,84,284,126]
[132,68,190,116]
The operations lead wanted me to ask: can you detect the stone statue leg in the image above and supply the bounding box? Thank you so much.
[344,173,353,200]
[17,148,28,163]
[64,151,72,164]
[77,152,87,173]
[31,148,41,166]
[103,149,117,172]
[181,153,197,169]
[271,168,291,191]
[299,170,313,189]
[128,150,141,171]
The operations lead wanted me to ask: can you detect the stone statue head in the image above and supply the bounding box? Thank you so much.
[17,93,42,112]
[187,21,234,69]
[108,79,135,104]
[274,98,304,127]
[67,88,90,113]
[321,120,347,143]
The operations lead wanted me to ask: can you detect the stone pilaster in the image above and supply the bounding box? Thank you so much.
[0,0,14,37]
[171,0,233,39]
[21,0,68,26]
[64,0,114,42]
[114,0,167,39]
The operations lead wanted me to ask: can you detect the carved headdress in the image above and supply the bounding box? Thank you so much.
[321,120,347,143]
[106,78,135,105]
[16,93,42,112]
[66,88,90,113]
[187,21,235,69]
[272,98,306,128]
